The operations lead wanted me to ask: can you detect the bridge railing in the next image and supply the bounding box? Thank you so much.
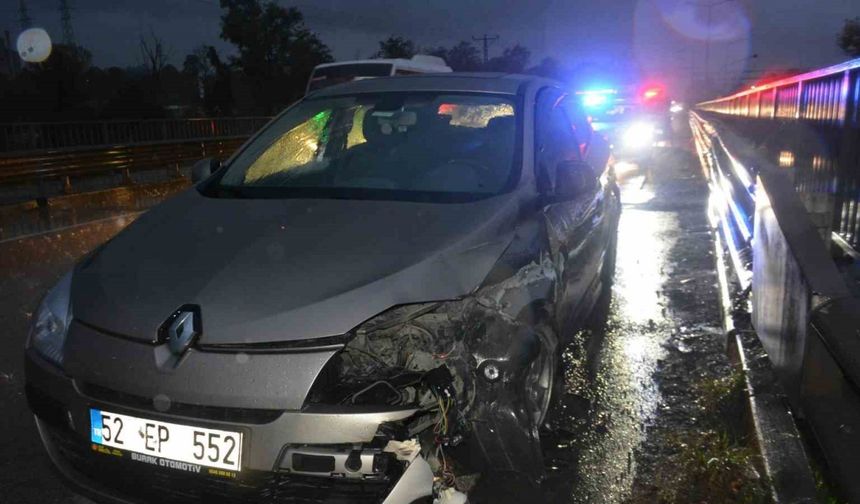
[0,117,271,153]
[698,57,860,251]
[695,58,860,501]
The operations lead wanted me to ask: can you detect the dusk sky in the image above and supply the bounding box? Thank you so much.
[4,0,858,96]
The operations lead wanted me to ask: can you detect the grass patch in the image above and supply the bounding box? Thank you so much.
[634,370,772,504]
[656,430,769,503]
[810,453,845,504]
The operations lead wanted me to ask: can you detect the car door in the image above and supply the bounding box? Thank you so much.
[535,88,608,336]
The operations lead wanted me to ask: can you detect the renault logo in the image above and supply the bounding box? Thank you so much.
[159,305,201,356]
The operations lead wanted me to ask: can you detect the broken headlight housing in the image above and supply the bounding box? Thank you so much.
[305,301,472,409]
[303,262,555,494]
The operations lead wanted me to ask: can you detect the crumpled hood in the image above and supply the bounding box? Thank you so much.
[72,188,519,345]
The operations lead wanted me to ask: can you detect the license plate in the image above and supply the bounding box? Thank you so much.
[90,409,243,472]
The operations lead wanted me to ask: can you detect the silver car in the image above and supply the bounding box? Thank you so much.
[25,74,620,503]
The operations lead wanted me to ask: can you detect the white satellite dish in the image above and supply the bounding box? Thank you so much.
[17,28,53,63]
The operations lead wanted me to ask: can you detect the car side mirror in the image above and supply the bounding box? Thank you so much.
[191,158,220,183]
[551,160,597,201]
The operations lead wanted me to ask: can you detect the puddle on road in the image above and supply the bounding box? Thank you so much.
[542,174,677,503]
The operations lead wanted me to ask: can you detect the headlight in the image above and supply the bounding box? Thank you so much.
[623,122,655,149]
[29,271,73,366]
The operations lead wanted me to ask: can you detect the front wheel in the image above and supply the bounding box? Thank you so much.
[601,223,619,287]
[524,324,558,429]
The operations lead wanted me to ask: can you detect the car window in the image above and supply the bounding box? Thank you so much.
[214,92,519,200]
[535,90,583,193]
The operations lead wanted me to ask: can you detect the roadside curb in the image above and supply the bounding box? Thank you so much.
[712,226,818,504]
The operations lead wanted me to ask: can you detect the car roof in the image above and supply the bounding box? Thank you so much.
[313,58,451,72]
[307,72,557,97]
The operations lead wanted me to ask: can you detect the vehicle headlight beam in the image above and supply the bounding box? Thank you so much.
[623,122,655,150]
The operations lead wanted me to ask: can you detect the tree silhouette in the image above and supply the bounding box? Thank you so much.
[139,29,171,80]
[838,17,860,57]
[485,44,530,73]
[427,41,482,71]
[182,45,216,83]
[527,57,566,81]
[219,0,332,110]
[376,36,416,59]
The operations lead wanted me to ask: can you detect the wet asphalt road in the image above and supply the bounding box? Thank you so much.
[540,144,726,502]
[0,141,724,503]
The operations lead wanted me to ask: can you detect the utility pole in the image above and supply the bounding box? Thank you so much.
[59,0,76,46]
[18,0,33,30]
[472,34,499,65]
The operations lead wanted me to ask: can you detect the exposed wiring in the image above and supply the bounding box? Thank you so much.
[349,380,401,404]
[432,340,458,360]
[436,444,457,487]
[344,346,392,370]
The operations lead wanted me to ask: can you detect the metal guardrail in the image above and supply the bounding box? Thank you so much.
[0,136,248,204]
[693,98,860,500]
[0,137,246,184]
[691,112,860,502]
[697,57,860,252]
[0,117,270,153]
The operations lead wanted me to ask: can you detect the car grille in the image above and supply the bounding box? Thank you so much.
[42,423,398,503]
[79,382,285,425]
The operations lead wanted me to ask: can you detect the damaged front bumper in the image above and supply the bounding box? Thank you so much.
[27,257,559,503]
[26,347,435,504]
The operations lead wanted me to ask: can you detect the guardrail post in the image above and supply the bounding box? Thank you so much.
[796,81,803,119]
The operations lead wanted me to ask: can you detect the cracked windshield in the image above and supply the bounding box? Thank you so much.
[1,1,859,504]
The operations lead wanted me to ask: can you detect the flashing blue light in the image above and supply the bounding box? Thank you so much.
[582,94,608,108]
[576,88,617,109]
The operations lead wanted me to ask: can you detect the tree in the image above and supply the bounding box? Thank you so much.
[426,41,481,71]
[838,17,860,57]
[527,57,567,81]
[139,29,171,80]
[485,44,531,73]
[183,45,216,82]
[2,44,94,120]
[376,36,415,59]
[219,0,332,110]
[205,46,233,116]
[183,45,218,104]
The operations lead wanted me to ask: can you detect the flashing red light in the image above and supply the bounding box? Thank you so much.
[642,87,662,101]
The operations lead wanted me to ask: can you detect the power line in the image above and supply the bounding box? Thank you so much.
[471,34,499,65]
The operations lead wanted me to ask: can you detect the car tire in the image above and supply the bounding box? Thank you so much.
[525,323,558,429]
[601,225,618,288]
